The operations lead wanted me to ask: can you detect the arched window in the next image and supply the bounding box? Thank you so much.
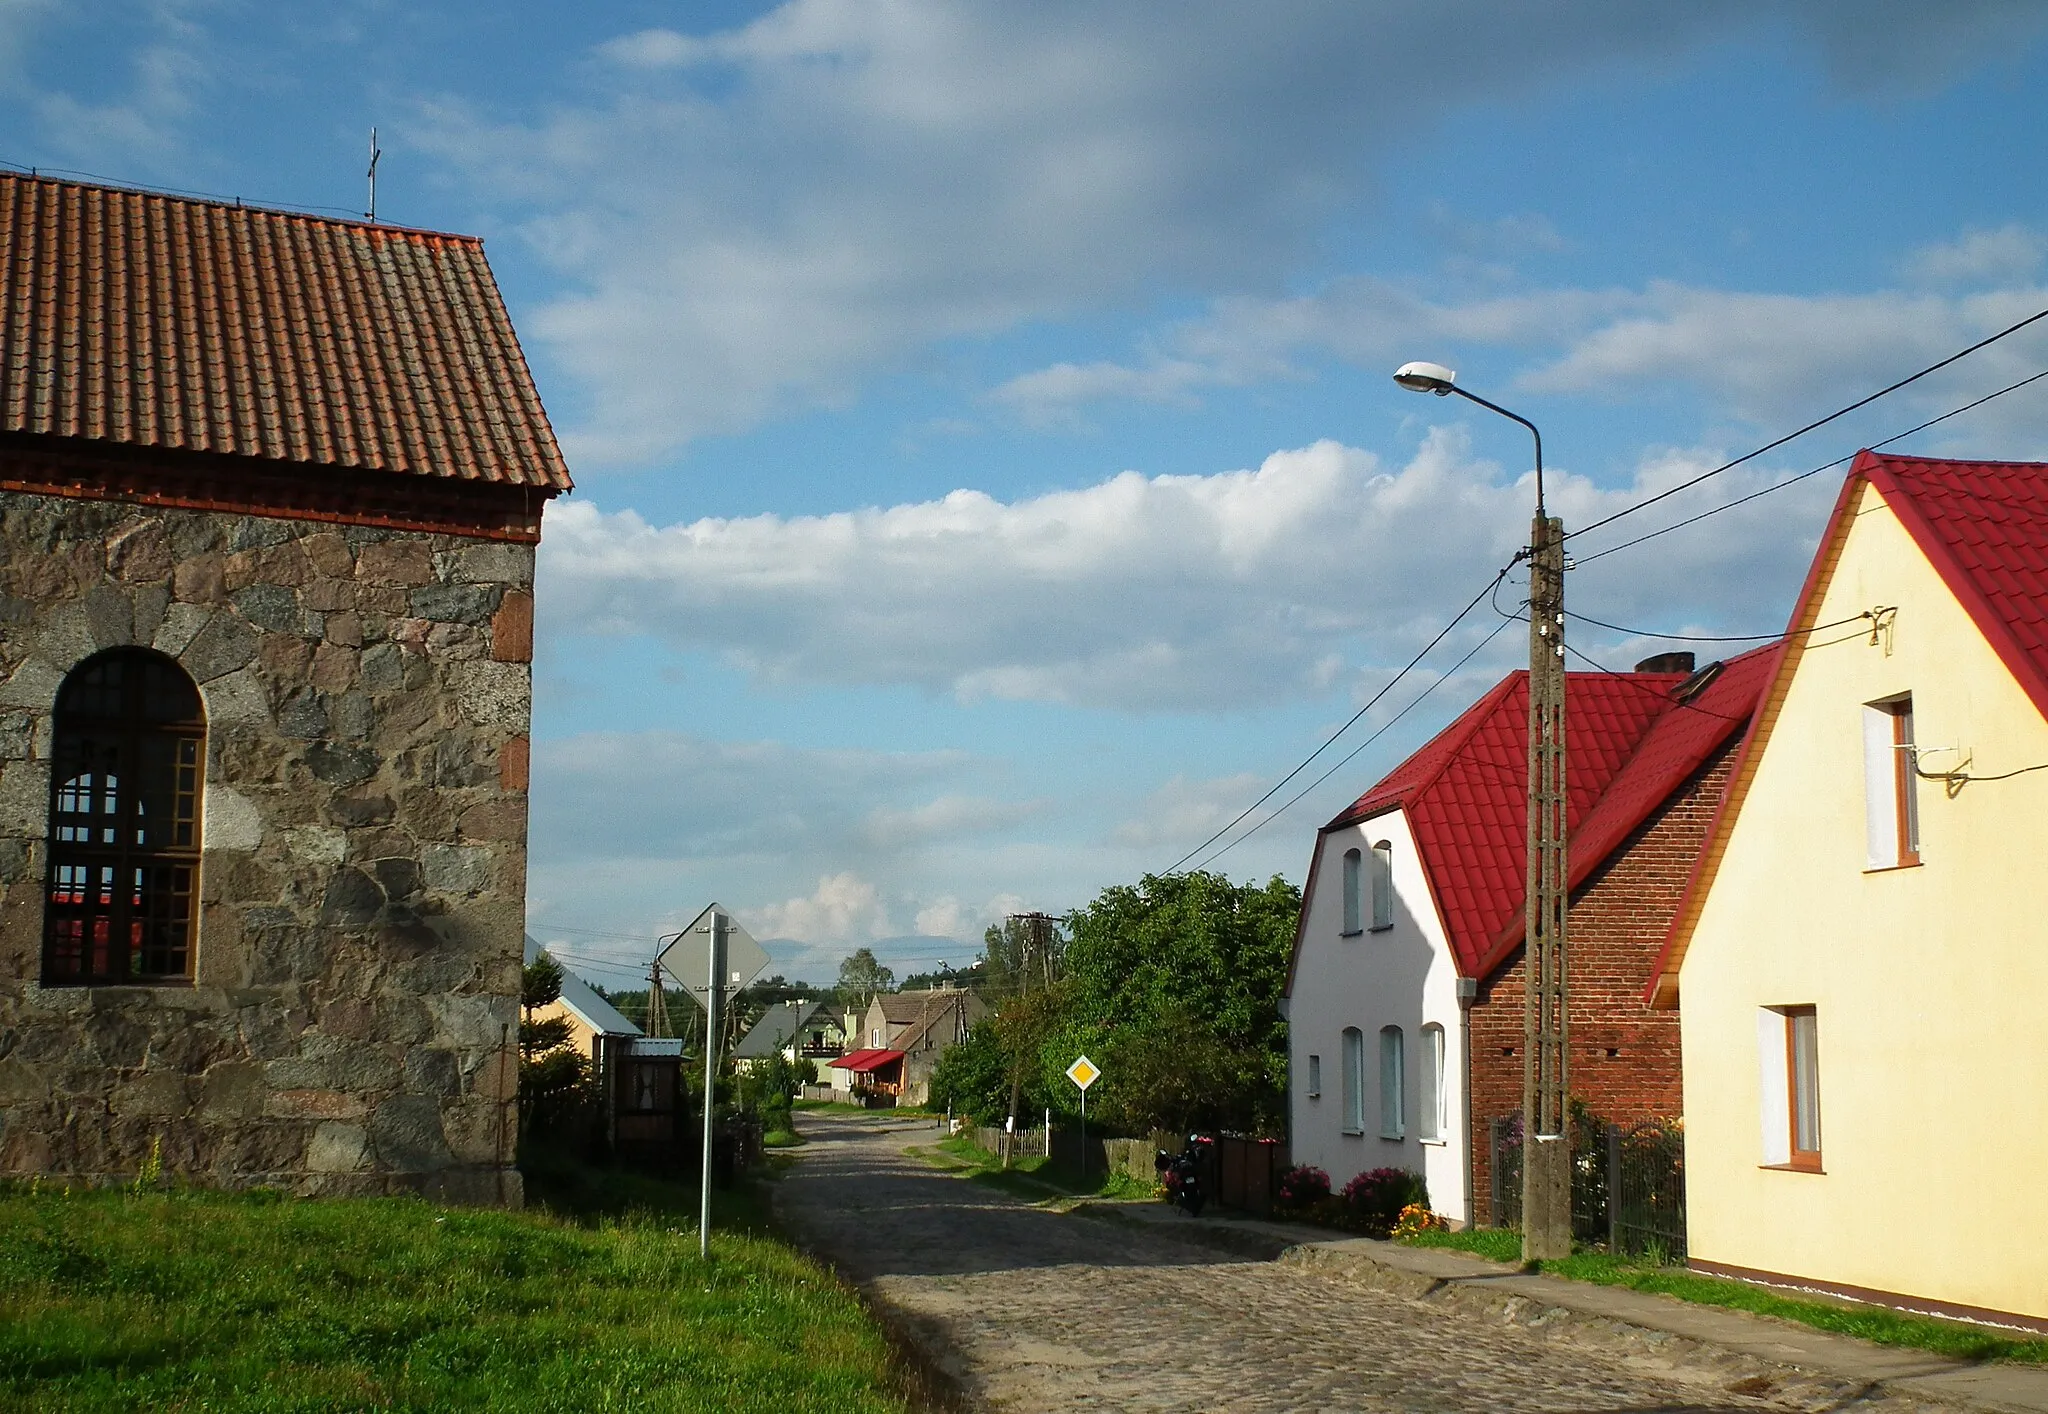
[1369,841,1395,930]
[1379,1025,1405,1139]
[1341,848,1363,935]
[1341,1027,1365,1135]
[42,649,205,985]
[1418,1023,1446,1141]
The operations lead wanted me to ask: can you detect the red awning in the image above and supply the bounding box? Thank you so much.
[827,1048,904,1074]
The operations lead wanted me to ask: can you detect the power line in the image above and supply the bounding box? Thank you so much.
[1563,609,1874,643]
[1164,562,1515,874]
[1566,308,2048,545]
[1193,612,1522,870]
[1573,363,2048,568]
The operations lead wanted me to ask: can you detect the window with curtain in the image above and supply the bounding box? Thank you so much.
[1378,1025,1404,1139]
[1369,841,1394,930]
[1341,1028,1364,1134]
[1417,1023,1445,1141]
[42,649,205,986]
[1341,848,1363,935]
[1787,1006,1821,1169]
[1862,696,1919,869]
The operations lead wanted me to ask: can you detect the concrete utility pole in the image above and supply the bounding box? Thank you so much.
[999,911,1056,1169]
[1521,507,1572,1262]
[1393,361,1568,1261]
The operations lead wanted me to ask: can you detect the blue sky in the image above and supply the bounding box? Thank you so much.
[9,2,2048,990]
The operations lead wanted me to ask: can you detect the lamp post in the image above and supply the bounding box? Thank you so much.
[1395,362,1571,1263]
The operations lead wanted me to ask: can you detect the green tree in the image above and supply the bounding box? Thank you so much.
[1053,871,1298,1136]
[836,947,896,1016]
[926,1021,1014,1122]
[519,953,592,1140]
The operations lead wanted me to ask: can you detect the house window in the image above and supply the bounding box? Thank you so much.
[1341,848,1363,935]
[41,649,205,986]
[1378,1026,1405,1140]
[1369,842,1394,930]
[1417,1023,1445,1141]
[1341,1028,1365,1134]
[1862,696,1919,869]
[1306,1053,1322,1099]
[1757,1005,1822,1170]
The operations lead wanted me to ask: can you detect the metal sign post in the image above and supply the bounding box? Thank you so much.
[1066,1055,1100,1186]
[658,904,768,1262]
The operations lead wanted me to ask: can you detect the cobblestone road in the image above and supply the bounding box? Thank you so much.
[773,1113,1812,1413]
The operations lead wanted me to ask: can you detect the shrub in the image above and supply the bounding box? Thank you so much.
[1340,1167,1428,1238]
[1391,1202,1449,1240]
[1275,1164,1331,1209]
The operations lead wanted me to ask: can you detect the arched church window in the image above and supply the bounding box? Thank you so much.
[42,649,205,985]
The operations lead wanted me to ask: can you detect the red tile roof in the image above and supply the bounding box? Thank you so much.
[1647,450,2048,1006]
[1326,649,1774,978]
[0,171,570,490]
[1858,452,2048,720]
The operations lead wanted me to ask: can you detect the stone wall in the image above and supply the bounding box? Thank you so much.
[0,489,534,1202]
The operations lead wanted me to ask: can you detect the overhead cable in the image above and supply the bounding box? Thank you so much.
[1565,309,2048,545]
[1164,562,1515,874]
[1573,363,2048,568]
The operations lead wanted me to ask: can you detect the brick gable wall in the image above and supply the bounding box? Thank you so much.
[1466,735,1737,1222]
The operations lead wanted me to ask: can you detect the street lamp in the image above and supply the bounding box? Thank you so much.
[1395,361,1570,1262]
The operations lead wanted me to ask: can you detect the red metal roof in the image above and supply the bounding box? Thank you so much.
[1327,650,1773,978]
[827,1048,904,1073]
[0,171,570,491]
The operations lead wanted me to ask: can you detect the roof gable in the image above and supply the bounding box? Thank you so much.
[0,172,569,491]
[1647,450,2048,1005]
[524,936,640,1038]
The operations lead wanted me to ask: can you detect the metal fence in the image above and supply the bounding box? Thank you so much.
[1489,1114,1685,1261]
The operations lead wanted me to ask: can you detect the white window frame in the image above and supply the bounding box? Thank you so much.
[1862,696,1919,870]
[1369,841,1395,931]
[1306,1053,1322,1100]
[1417,1023,1445,1142]
[1378,1025,1405,1140]
[1341,848,1363,936]
[1341,1028,1365,1135]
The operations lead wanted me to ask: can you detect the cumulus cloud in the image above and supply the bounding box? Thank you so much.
[540,431,1860,713]
[415,1,2040,465]
[1904,226,2047,287]
[748,872,892,944]
[1110,772,1267,849]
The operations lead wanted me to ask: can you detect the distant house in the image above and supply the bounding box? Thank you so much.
[831,988,985,1105]
[524,936,640,1061]
[733,999,837,1070]
[1652,452,2048,1331]
[0,174,569,1203]
[1284,647,1772,1225]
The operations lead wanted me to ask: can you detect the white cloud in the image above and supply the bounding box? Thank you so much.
[1904,225,2046,287]
[416,1,2040,465]
[1110,772,1266,849]
[748,872,892,945]
[858,794,1048,849]
[540,430,1859,714]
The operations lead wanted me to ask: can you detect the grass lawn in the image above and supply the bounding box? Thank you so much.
[921,1134,1153,1203]
[1399,1230,2048,1366]
[0,1162,908,1412]
[790,1100,872,1116]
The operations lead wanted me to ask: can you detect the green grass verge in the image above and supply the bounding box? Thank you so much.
[924,1134,1154,1202]
[0,1165,907,1412]
[791,1100,873,1115]
[1396,1230,2048,1366]
[763,1128,804,1148]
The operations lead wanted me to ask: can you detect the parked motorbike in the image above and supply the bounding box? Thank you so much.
[1153,1134,1214,1217]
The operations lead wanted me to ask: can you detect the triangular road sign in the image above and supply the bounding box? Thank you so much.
[658,903,772,1012]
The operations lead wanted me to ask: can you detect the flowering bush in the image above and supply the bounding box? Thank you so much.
[1391,1202,1448,1240]
[1340,1167,1429,1238]
[1275,1164,1331,1210]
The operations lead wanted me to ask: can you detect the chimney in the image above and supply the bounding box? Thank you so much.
[1633,650,1696,674]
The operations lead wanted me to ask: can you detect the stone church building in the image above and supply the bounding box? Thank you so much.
[0,173,570,1201]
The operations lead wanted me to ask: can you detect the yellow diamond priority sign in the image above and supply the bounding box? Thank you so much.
[1066,1055,1100,1091]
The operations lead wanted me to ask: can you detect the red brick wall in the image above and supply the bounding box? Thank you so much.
[1466,737,1737,1221]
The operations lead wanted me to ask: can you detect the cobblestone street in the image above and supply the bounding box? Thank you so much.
[773,1113,1822,1413]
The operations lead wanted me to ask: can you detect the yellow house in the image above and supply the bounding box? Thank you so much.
[1650,451,2048,1331]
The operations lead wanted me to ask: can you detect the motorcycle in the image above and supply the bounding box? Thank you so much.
[1153,1133,1214,1217]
